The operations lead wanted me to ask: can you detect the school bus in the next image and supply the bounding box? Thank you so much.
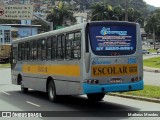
[10,21,143,102]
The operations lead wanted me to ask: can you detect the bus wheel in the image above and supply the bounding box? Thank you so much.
[20,80,28,93]
[47,80,58,103]
[87,93,105,101]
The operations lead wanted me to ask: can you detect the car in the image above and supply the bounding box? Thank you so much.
[157,49,160,54]
[142,49,150,54]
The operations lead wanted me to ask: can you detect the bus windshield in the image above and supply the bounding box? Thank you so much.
[88,22,137,56]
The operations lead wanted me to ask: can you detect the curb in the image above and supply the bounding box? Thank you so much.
[109,93,160,103]
[143,68,160,73]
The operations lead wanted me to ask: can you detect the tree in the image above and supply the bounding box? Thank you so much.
[145,14,160,49]
[46,1,76,29]
[113,5,125,21]
[127,8,144,27]
[90,2,144,27]
[90,3,113,21]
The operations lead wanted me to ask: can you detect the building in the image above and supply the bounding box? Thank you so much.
[1,24,40,40]
[0,26,11,45]
[73,12,87,24]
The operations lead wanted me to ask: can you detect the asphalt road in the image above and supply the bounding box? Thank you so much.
[0,68,160,120]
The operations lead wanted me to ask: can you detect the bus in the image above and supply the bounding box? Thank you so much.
[10,21,143,102]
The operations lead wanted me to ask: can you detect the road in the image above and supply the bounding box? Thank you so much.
[0,68,160,120]
[143,54,160,85]
[143,53,160,60]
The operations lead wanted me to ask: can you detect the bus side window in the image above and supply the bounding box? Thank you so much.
[31,41,37,60]
[66,33,74,59]
[37,39,42,60]
[57,35,64,60]
[52,36,56,60]
[21,43,25,60]
[30,41,33,60]
[24,42,28,61]
[28,42,31,60]
[47,37,52,60]
[41,38,46,60]
[12,46,17,63]
[18,43,22,61]
[73,32,81,59]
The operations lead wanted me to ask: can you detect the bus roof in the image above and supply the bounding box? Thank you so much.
[12,22,87,44]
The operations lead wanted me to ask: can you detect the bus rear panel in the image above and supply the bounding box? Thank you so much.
[83,21,143,94]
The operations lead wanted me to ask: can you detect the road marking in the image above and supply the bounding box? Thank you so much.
[26,101,40,107]
[1,91,10,95]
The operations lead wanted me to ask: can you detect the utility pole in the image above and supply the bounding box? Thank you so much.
[125,0,128,21]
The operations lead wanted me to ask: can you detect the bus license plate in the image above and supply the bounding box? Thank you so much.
[91,64,138,77]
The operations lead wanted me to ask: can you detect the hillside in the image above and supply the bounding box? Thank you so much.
[73,0,153,17]
[147,4,157,12]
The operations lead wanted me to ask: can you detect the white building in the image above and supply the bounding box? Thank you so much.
[0,26,11,45]
[73,12,87,24]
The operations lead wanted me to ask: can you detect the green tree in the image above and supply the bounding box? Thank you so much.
[145,14,160,49]
[90,3,113,21]
[112,5,125,21]
[46,1,76,29]
[127,8,144,27]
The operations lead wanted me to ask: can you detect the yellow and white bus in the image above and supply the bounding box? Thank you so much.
[11,21,143,102]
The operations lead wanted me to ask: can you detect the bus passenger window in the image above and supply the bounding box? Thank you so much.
[31,41,37,60]
[52,37,56,60]
[37,40,42,60]
[18,43,22,61]
[57,35,64,60]
[73,32,81,59]
[41,39,46,60]
[47,37,52,60]
[24,42,28,60]
[66,33,74,59]
[21,43,25,60]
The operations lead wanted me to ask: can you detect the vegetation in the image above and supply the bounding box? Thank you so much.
[0,64,10,68]
[144,10,160,49]
[117,85,160,99]
[143,57,160,68]
[46,1,76,30]
[90,2,144,27]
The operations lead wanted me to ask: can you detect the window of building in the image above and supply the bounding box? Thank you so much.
[4,30,10,44]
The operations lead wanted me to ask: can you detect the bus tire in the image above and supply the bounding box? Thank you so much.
[20,79,28,93]
[47,80,58,103]
[87,93,105,101]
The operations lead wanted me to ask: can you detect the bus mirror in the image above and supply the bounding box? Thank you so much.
[85,53,91,73]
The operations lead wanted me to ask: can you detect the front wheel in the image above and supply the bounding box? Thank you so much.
[87,93,105,101]
[47,80,59,103]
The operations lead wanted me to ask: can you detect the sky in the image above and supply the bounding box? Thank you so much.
[143,0,160,7]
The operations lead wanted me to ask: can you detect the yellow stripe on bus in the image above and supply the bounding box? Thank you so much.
[22,64,81,77]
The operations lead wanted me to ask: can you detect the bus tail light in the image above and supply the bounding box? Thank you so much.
[85,80,99,84]
[131,77,142,82]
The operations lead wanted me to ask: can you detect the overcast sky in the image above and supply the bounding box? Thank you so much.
[143,0,160,7]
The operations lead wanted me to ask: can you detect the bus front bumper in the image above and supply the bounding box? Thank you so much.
[83,80,144,94]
